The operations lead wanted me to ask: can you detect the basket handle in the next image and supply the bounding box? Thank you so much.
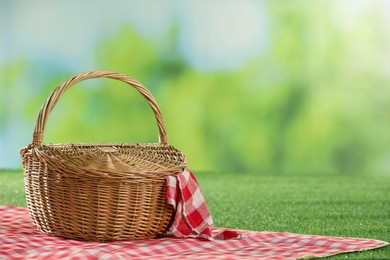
[31,70,168,146]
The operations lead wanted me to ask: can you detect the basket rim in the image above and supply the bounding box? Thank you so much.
[21,142,187,180]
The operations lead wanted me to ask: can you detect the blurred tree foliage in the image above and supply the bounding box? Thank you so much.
[3,2,390,174]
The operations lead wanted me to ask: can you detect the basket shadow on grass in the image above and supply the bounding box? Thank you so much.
[0,170,389,259]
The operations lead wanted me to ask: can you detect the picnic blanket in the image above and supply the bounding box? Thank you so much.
[0,206,388,259]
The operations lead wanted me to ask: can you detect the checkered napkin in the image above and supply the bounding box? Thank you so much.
[164,168,244,240]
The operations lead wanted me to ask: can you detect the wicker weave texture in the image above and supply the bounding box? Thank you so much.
[20,71,186,241]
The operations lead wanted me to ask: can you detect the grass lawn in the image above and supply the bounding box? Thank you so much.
[1,170,389,259]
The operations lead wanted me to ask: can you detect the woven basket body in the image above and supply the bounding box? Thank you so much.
[20,71,186,242]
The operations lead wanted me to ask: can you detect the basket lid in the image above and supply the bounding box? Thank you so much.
[25,143,186,179]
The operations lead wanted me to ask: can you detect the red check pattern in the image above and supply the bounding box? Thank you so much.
[164,168,243,240]
[0,206,388,259]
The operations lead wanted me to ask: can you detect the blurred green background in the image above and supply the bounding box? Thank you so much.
[1,0,390,174]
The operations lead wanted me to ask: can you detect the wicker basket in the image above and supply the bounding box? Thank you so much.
[20,71,186,242]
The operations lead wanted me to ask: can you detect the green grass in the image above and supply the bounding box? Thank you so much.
[0,170,26,207]
[1,170,389,259]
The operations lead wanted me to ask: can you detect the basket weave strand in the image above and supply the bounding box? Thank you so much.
[20,71,186,242]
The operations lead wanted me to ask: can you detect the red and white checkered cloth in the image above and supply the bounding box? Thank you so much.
[0,206,388,259]
[164,168,243,240]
